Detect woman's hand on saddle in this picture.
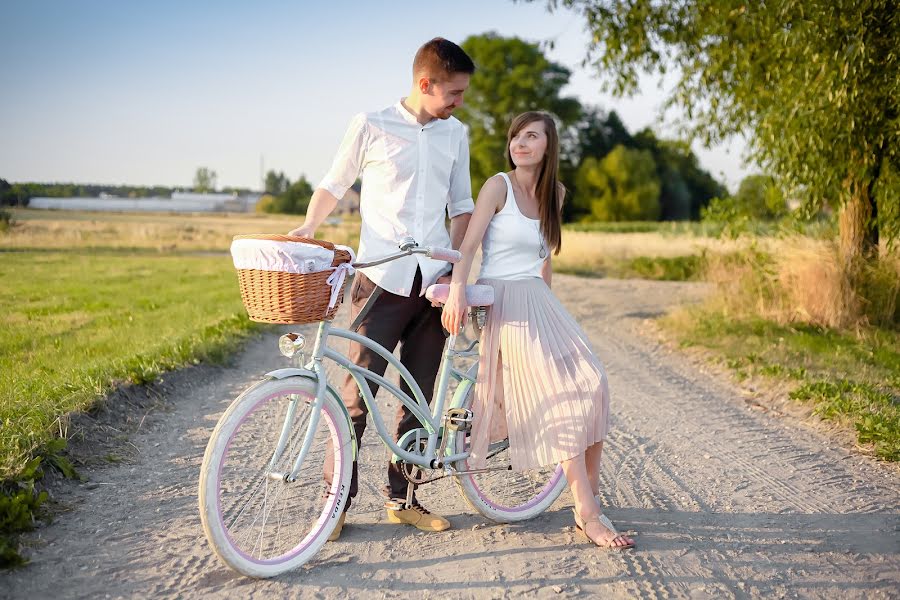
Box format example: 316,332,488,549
441,285,468,335
430,274,452,307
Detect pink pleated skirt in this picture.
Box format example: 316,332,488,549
468,277,610,471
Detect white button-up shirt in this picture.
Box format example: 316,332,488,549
318,101,474,297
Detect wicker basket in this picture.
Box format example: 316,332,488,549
232,234,353,324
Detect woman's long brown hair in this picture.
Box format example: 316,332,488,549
505,111,563,254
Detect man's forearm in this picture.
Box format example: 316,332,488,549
448,212,472,250
299,188,340,232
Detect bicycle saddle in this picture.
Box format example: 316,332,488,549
425,284,494,307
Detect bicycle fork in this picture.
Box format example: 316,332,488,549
267,330,332,483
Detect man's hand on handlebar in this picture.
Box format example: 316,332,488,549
289,225,316,238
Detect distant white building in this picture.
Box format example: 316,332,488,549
28,192,262,213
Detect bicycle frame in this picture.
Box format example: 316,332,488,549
271,317,480,482
266,240,482,482
322,319,478,465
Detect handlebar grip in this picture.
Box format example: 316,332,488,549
426,246,462,263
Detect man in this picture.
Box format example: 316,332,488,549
290,37,475,540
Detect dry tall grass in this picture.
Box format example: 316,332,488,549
1,209,360,252
704,236,900,329
554,230,751,274
9,209,740,274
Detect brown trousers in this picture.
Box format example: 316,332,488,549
325,267,446,510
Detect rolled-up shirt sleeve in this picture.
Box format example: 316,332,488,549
447,126,474,217
318,113,368,199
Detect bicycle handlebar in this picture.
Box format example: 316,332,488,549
352,239,461,269
425,246,462,263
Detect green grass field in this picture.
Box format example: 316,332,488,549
0,250,259,481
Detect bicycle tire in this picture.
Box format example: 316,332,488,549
198,377,353,578
452,383,566,522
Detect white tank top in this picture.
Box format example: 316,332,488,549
478,172,547,281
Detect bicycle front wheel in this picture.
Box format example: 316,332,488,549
453,384,566,523
198,377,353,578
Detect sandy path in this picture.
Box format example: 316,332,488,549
4,276,899,599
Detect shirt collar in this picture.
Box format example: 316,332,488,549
396,99,437,128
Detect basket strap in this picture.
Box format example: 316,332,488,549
325,263,356,309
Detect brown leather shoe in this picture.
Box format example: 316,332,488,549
386,503,450,532
328,512,346,542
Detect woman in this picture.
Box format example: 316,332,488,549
442,111,634,550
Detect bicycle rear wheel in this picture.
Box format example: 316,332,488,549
198,377,353,578
453,384,566,522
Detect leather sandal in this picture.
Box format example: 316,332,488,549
572,508,635,550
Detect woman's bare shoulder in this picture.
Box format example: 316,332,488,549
478,174,509,212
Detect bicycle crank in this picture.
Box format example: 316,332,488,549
393,429,445,484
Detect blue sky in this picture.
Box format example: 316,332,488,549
0,1,753,192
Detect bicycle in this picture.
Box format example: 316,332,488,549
199,237,566,578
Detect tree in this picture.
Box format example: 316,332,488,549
559,107,633,220
456,33,582,193
733,175,787,221
193,167,217,193
282,176,314,214
261,176,314,215
260,171,303,213
633,129,727,220
0,179,12,206
566,107,633,166
575,145,661,221
264,170,290,195
545,0,899,261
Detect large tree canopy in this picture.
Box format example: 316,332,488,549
456,33,581,193
544,0,899,257
562,109,724,221
575,145,661,221
632,129,726,220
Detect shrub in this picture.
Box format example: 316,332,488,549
703,237,900,330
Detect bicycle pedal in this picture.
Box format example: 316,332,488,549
445,408,473,432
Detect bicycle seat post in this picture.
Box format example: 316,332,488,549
430,330,458,430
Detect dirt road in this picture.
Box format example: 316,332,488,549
4,276,899,599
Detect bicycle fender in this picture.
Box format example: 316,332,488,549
265,367,317,380
264,368,358,460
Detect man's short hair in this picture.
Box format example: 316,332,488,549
413,37,475,82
